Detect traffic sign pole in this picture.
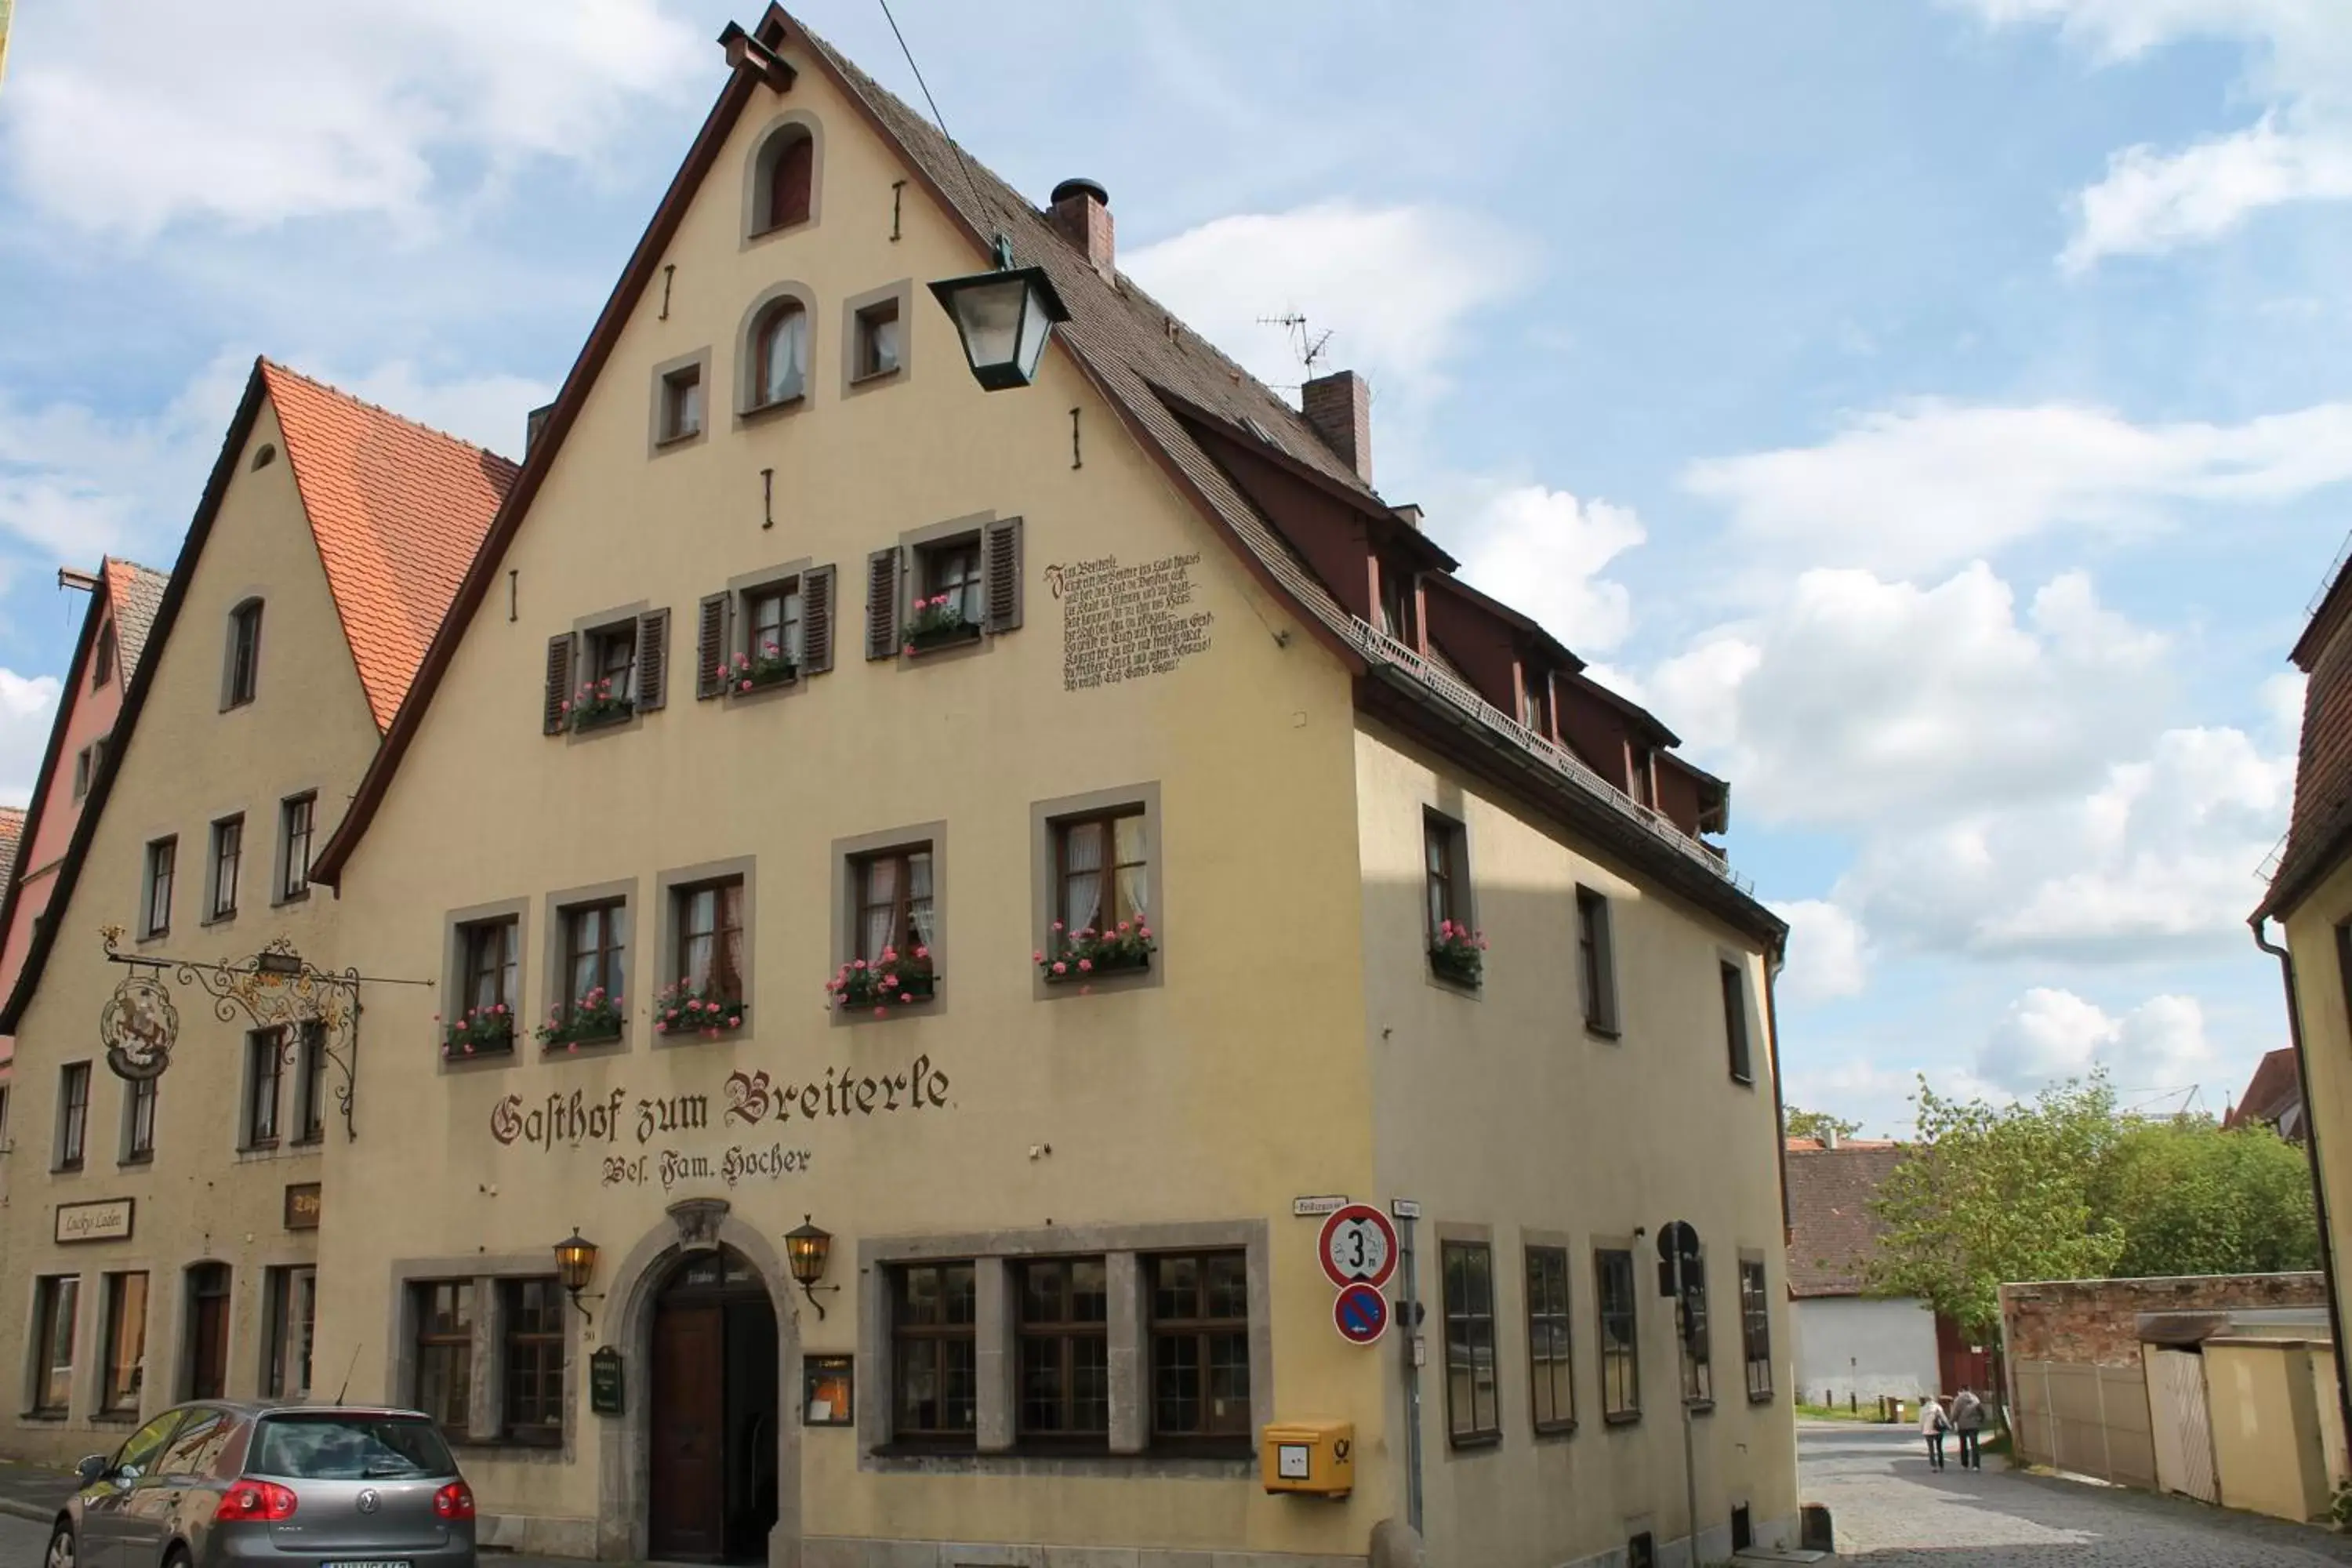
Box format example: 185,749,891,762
1397,1206,1424,1539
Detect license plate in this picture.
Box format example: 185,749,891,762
323,1560,410,1567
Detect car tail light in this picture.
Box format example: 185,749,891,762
215,1480,298,1522
433,1481,475,1521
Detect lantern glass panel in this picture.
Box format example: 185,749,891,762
952,277,1029,376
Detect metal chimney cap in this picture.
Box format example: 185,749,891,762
1051,177,1109,208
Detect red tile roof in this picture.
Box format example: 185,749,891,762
260,363,517,731
1786,1142,1909,1298
2223,1047,2302,1134
0,808,23,907
100,558,169,683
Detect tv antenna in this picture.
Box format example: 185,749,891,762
1260,313,1333,379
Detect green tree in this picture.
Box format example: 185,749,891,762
1867,1075,2125,1339
1785,1106,1864,1143
2092,1116,2319,1277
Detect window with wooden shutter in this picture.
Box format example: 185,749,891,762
543,634,574,735
866,548,900,661
695,594,729,700
804,564,836,673
984,517,1024,633
636,608,670,711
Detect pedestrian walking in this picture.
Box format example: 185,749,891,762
1952,1386,1986,1470
1918,1392,1951,1471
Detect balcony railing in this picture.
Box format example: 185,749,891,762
1345,617,1754,895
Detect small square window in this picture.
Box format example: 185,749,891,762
916,538,983,633
854,299,902,380
659,364,704,443
745,580,804,668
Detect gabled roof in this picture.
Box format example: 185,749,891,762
2223,1047,2302,1134
0,362,510,1033
1785,1141,1908,1298
260,362,519,731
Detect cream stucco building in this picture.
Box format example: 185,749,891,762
278,11,1801,1568
0,365,509,1465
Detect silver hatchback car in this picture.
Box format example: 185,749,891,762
48,1403,476,1568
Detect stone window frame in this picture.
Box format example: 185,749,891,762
1434,1220,1503,1454
740,110,826,244
1576,884,1621,1040
1719,947,1760,1089
1523,1225,1578,1440
856,1218,1271,1477
440,897,531,1071
1594,1232,1642,1428
840,278,913,399
651,855,758,1048
891,510,997,666
22,1269,87,1420
1421,804,1482,1000
542,877,638,1054
382,1250,583,1461
647,347,711,456
734,281,819,425
1030,782,1164,1002
137,833,178,944
720,557,816,706
1738,1247,1774,1405
829,820,946,1029
201,810,245,927
272,789,318,907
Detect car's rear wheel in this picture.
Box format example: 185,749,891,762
43,1523,74,1568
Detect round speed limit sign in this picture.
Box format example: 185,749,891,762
1318,1203,1399,1290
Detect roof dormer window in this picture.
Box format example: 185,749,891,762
1377,561,1415,648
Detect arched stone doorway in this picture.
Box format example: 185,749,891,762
648,1245,778,1561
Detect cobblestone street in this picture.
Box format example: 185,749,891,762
1802,1421,2352,1564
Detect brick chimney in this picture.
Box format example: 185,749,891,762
1049,178,1114,275
1301,369,1371,484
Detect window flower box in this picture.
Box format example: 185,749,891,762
564,679,633,731
655,979,747,1040
440,1005,516,1060
538,986,626,1051
903,596,979,655
829,948,935,1016
1428,920,1486,989
1037,920,1156,985
728,644,797,694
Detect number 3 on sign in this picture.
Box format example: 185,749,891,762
1318,1204,1399,1290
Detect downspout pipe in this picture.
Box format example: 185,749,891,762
2250,913,2352,1466
1766,954,1791,1247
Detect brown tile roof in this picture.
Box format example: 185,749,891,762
100,558,169,683
1785,1143,1908,1298
0,807,23,906
260,362,518,731
2223,1047,2302,1134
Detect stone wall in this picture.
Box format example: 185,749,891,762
2002,1273,2328,1368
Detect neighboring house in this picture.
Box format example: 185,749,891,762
2224,1047,2304,1142
2252,537,2352,1455
1787,1136,1940,1405
0,364,508,1460
292,9,1799,1568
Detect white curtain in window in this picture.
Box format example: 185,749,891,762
863,858,898,960
683,887,716,989
1114,815,1149,924
716,883,745,994
908,851,936,949
763,308,809,404
1062,822,1103,931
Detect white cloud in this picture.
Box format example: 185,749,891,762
1773,899,1870,1004
0,670,63,806
2,0,704,239
1682,399,2352,576
330,362,549,462
1648,563,2167,826
1445,485,1646,652
1978,988,2216,1094
1953,0,2352,266
1123,201,1534,423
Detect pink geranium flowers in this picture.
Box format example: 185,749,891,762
902,592,977,653
1037,915,1156,983
568,675,633,731
1428,918,1488,988
729,637,797,693
535,984,626,1048
441,1002,515,1058
654,976,749,1040
828,943,935,1012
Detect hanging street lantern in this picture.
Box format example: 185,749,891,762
929,234,1071,392
785,1214,840,1319
555,1229,601,1325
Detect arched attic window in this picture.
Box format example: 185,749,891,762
751,297,810,409
754,124,815,234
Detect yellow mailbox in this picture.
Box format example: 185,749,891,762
1261,1420,1354,1497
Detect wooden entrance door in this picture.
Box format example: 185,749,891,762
188,1264,230,1399
649,1301,727,1559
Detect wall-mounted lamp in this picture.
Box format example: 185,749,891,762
785,1215,840,1320
929,235,1069,392
555,1228,602,1327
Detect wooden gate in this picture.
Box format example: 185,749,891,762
2145,1346,2220,1504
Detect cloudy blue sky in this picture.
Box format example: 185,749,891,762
2,1,2344,1132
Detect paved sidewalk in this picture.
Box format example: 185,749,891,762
0,1461,71,1528
1802,1419,2352,1564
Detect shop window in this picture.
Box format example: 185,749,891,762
142,837,176,938
1740,1258,1773,1402
1680,1256,1713,1408
100,1272,147,1414
224,598,263,710
413,1280,475,1436
1018,1258,1109,1442
890,1261,976,1443
852,297,902,381
31,1276,78,1414
242,1028,284,1149
208,815,242,921
502,1277,566,1444
1577,887,1618,1035
278,793,315,902
1148,1250,1250,1446
262,1265,317,1400
1598,1247,1639,1421
658,363,703,443
1723,960,1754,1083
56,1062,89,1171
1442,1240,1500,1445
1527,1245,1574,1435
124,1074,157,1163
